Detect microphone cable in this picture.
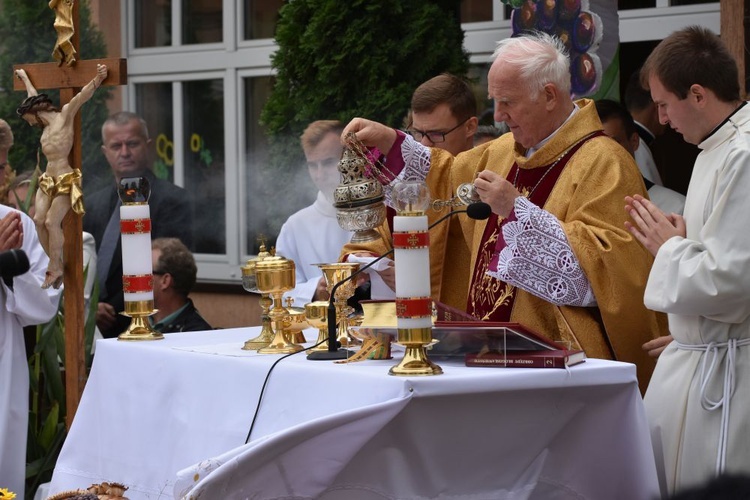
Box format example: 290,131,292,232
244,337,328,444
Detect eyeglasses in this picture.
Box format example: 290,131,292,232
408,116,471,144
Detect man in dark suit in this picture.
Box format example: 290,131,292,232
85,112,193,338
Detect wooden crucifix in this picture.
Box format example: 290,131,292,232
13,1,127,428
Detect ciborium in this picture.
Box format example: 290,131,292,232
304,301,330,352
315,262,362,347
333,140,387,243
255,256,303,354
240,240,275,350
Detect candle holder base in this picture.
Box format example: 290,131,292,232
117,309,164,340
389,345,442,376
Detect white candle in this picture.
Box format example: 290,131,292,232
120,203,153,303
393,214,432,329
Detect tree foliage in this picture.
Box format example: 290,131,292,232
0,0,111,189
257,0,469,246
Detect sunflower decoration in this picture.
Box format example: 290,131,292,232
0,488,17,500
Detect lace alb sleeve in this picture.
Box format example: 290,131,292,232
487,196,597,306
383,134,431,207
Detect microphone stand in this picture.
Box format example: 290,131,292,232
307,207,473,360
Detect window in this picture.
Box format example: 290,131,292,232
244,0,284,40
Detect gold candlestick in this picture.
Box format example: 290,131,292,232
118,300,163,341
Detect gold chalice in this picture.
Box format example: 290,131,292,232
304,301,330,352
255,257,303,354
240,241,275,350
284,297,310,344
315,262,362,347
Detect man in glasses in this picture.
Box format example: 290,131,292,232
342,74,478,309
275,120,353,307
343,32,667,393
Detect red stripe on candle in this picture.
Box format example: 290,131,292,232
120,218,152,234
122,274,154,293
392,231,429,249
396,297,432,318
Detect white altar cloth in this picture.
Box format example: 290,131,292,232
49,327,659,499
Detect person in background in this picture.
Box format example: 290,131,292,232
275,120,353,307
622,71,664,186
0,123,61,500
474,124,506,146
343,32,667,393
342,73,478,309
150,237,211,333
625,26,750,496
594,99,685,214
85,112,193,338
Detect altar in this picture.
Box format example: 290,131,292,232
49,327,660,499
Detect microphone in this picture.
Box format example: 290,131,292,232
0,249,30,281
308,202,491,360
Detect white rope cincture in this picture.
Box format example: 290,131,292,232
674,337,750,474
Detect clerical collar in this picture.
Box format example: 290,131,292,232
700,101,747,144
526,103,580,158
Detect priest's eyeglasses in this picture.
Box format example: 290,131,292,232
408,116,471,144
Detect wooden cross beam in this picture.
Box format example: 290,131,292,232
12,1,127,428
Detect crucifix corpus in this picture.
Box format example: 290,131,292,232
13,0,127,427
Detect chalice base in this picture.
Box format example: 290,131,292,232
310,329,330,352
118,312,164,341
350,229,381,244
257,340,303,354
242,326,274,350
389,345,443,376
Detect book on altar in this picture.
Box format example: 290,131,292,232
465,349,586,368
354,300,586,366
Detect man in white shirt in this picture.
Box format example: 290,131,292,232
276,120,353,306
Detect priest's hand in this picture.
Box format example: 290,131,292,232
342,118,397,156
312,276,330,302
643,335,673,358
96,302,117,331
625,195,686,256
0,211,23,251
376,261,395,291
474,170,521,218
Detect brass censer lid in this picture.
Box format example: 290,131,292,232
333,137,387,243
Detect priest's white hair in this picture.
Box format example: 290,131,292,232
492,32,571,99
